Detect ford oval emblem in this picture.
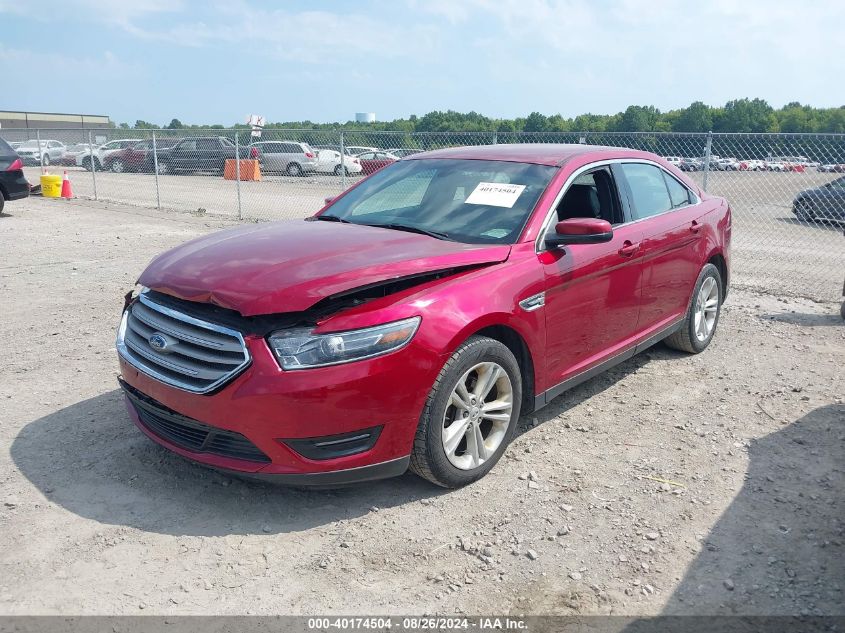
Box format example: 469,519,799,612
148,332,171,353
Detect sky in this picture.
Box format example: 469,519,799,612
1,0,843,126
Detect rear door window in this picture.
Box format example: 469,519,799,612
663,173,693,208
620,163,673,220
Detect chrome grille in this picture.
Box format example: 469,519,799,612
117,292,251,394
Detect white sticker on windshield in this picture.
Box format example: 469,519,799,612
464,182,526,208
481,229,509,238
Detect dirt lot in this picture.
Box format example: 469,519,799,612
0,197,842,616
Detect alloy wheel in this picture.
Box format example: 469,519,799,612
441,361,513,470
693,276,719,341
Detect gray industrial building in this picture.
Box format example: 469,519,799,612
0,111,111,142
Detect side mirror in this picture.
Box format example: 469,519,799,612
545,218,613,248
324,196,335,205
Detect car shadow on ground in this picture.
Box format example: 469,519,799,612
10,345,676,538
518,345,674,435
10,388,442,537
659,403,844,617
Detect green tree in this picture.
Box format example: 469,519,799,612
166,118,184,129
674,101,713,132
133,120,157,129
717,98,778,133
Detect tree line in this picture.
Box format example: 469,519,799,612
120,99,845,134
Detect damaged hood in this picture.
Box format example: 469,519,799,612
138,220,511,316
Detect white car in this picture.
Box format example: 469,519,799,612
765,158,788,172
315,149,363,175
345,145,379,156
714,157,740,171
14,140,66,166
664,156,683,167
74,139,140,171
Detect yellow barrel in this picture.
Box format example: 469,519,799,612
40,174,63,198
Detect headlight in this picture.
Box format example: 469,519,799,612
268,317,421,370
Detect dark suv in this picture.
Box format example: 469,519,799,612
0,138,29,214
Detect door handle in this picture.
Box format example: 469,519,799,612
690,220,701,234
618,240,640,257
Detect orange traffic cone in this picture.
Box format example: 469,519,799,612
60,170,73,199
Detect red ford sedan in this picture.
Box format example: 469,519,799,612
117,144,731,488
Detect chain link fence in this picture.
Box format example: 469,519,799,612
3,127,843,302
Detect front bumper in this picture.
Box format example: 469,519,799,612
117,331,441,484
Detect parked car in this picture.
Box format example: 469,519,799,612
792,175,845,222
313,144,357,157
155,137,258,174
249,141,317,176
103,138,181,173
345,145,379,156
116,143,731,488
385,148,422,158
60,144,89,166
765,157,788,171
739,159,765,171
714,157,739,171
357,151,399,174
664,156,683,168
315,149,363,176
818,164,845,173
14,140,65,166
679,157,703,172
8,142,22,151
75,139,141,171
0,137,29,214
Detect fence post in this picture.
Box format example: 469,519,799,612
702,131,713,192
151,131,161,210
492,131,498,145
235,132,242,221
36,129,43,172
88,130,98,200
339,129,346,191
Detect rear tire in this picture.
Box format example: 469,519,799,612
287,162,303,177
111,159,125,173
664,264,722,354
410,336,522,488
156,161,170,175
0,196,5,215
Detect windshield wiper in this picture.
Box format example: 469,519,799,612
314,214,351,223
363,222,451,240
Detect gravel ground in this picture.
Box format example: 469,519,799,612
0,197,842,616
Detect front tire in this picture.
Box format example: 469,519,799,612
286,162,303,177
794,199,815,222
111,159,125,173
156,161,170,175
664,264,722,354
42,154,50,167
410,336,522,488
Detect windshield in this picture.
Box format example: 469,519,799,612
19,141,41,149
322,158,557,244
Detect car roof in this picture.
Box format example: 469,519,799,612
404,143,657,166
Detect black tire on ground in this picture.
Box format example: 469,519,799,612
287,162,303,176
0,196,5,215
111,159,125,173
410,336,522,488
664,263,723,354
42,154,50,167
794,199,815,222
157,161,170,175
840,301,845,320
